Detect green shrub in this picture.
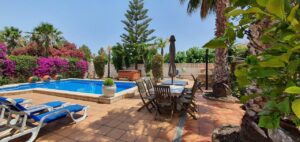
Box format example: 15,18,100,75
151,54,163,82
66,58,81,78
30,76,40,82
103,78,114,86
94,54,106,79
0,77,10,86
111,44,124,71
9,55,37,83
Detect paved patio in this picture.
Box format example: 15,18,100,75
4,90,244,142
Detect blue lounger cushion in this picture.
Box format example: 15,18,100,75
43,101,64,108
0,97,26,104
13,98,26,104
32,104,85,123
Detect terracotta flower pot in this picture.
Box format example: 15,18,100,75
28,76,39,83
42,75,51,82
53,75,62,80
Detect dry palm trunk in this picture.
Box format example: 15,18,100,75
212,0,231,97
247,18,272,55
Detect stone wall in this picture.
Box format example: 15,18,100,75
88,63,214,83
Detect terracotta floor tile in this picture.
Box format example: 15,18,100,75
116,122,135,131
105,128,126,139
96,126,114,135
104,120,122,128
118,132,137,142
135,135,155,142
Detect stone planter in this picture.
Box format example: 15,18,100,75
102,85,116,97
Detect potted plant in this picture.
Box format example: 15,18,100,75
28,76,40,83
102,78,116,97
53,74,63,80
42,75,51,82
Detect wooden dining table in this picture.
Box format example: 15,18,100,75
149,85,186,111
149,85,185,97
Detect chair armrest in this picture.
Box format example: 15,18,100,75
24,105,52,115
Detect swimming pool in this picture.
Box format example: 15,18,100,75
0,79,136,95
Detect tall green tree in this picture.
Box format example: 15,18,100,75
175,51,187,63
121,0,156,69
111,43,126,71
180,0,231,97
94,48,107,79
0,26,25,54
30,23,64,57
79,44,92,61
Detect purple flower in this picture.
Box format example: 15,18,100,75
34,57,69,77
0,44,15,77
76,60,88,77
0,43,8,60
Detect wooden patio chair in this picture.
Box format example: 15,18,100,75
136,80,156,113
191,74,203,92
179,80,200,120
153,85,175,120
144,78,154,92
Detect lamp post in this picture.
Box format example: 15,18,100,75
107,46,111,78
205,49,208,90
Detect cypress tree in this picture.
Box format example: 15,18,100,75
121,0,156,69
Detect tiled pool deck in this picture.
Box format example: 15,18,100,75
4,90,244,142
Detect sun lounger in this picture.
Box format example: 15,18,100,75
0,97,88,142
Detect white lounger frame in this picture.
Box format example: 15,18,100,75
0,105,88,142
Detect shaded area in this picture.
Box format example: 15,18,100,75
182,92,244,142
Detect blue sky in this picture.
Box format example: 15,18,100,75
0,0,217,54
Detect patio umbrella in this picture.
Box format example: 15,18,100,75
168,35,177,85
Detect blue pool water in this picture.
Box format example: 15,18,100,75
0,79,136,95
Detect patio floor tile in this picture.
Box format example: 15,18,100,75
105,128,126,139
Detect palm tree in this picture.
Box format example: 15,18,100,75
30,23,64,57
180,0,231,97
0,26,25,54
155,38,168,56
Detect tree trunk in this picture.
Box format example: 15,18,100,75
212,0,231,97
247,18,272,55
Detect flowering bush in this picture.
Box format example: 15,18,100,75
10,55,37,82
75,59,88,77
11,42,41,56
0,43,15,77
0,43,7,59
34,57,69,77
50,42,84,59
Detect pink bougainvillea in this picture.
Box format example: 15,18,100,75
34,57,69,77
50,42,84,59
0,43,15,76
75,59,88,77
0,43,8,59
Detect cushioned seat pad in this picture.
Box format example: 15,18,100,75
32,104,85,123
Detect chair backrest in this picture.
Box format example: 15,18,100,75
190,80,201,97
136,80,148,98
0,97,26,112
191,74,197,81
144,78,154,91
153,85,172,103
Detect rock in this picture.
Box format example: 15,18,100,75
212,125,241,142
268,128,296,142
240,113,272,142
